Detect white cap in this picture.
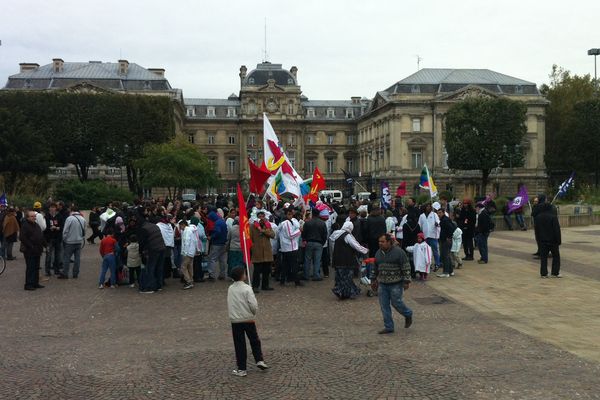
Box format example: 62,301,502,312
432,201,441,211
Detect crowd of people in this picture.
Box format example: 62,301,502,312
1,191,562,328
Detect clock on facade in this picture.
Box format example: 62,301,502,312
266,99,278,112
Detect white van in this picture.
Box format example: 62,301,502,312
356,192,371,202
319,190,343,202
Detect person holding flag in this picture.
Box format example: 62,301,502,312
533,193,562,278
506,185,529,231
552,172,575,203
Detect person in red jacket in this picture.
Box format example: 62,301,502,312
98,228,118,289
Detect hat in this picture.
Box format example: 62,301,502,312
319,208,330,220
33,201,42,209
417,232,425,240
432,201,441,211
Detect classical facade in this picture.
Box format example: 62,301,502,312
183,62,369,194
357,69,548,199
3,59,548,199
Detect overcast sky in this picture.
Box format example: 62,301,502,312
1,0,599,100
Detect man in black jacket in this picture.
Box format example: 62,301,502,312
20,211,46,290
365,207,387,257
475,203,492,264
436,209,456,277
534,197,562,278
138,220,166,293
301,208,328,281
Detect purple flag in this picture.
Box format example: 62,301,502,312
380,181,391,210
507,186,528,213
0,192,7,207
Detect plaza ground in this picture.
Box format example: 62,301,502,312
1,226,599,399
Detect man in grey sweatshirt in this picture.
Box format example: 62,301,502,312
372,233,413,333
59,206,86,279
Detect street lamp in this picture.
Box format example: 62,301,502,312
588,48,600,91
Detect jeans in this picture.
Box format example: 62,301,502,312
24,255,41,289
378,282,412,331
426,238,440,266
475,232,489,262
503,214,514,230
207,244,227,278
303,241,323,279
140,249,164,291
515,214,526,229
98,253,117,286
540,243,560,276
45,239,63,274
231,322,263,371
128,266,141,285
62,242,82,277
440,239,453,274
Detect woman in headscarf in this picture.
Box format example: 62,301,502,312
330,221,368,300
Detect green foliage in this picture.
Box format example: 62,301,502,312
444,97,527,194
135,137,218,199
416,193,431,205
55,180,134,210
0,108,52,193
494,196,509,213
3,193,42,209
438,190,454,201
567,100,600,185
541,65,596,182
0,91,175,193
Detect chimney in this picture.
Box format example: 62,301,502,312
52,58,64,73
351,96,361,104
148,68,165,77
118,59,129,75
19,63,40,73
239,65,247,83
290,66,298,79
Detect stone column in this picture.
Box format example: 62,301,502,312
536,115,545,169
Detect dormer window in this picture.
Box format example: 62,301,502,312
248,77,255,84
186,107,196,117
227,107,236,117
411,85,420,94
326,108,335,118
143,81,151,90
287,78,294,84
345,108,354,119
206,107,216,117
24,79,32,89
307,108,315,118
515,85,523,94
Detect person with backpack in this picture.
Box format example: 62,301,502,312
59,205,86,279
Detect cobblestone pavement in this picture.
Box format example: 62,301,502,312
1,227,600,399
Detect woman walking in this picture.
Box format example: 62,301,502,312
330,221,368,300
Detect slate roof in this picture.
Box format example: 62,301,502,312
244,62,297,86
185,98,240,106
302,100,361,108
4,61,172,91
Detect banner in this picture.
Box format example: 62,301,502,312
557,172,575,198
396,181,406,197
419,164,438,198
0,192,7,207
236,183,252,281
306,167,326,203
380,181,391,210
248,158,271,194
263,113,302,182
507,185,528,213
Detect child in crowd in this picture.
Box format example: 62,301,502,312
227,267,269,377
126,234,142,288
405,232,433,281
451,223,463,269
98,228,118,289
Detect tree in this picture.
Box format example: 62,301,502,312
540,65,596,185
0,108,51,194
444,97,527,194
568,99,600,186
135,137,218,199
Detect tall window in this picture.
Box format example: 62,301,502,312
411,151,423,169
412,118,421,132
326,108,335,118
327,157,336,173
306,159,315,172
345,108,354,119
208,156,217,168
227,107,236,117
207,107,216,117
228,158,237,174
248,102,257,114
287,134,296,146
186,107,196,117
306,134,315,144
346,159,355,173
228,135,236,145
287,102,294,115
248,135,256,147
287,150,296,167
327,134,335,145
346,135,355,145
307,108,315,118
188,134,195,144
208,134,215,145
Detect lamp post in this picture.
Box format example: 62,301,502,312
588,48,600,92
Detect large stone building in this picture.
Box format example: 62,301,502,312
3,59,548,199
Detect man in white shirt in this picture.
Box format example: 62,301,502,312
418,203,441,269
277,208,303,286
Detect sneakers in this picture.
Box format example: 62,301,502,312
98,284,104,289
378,329,394,334
551,274,563,278
139,290,155,294
477,260,488,264
449,272,455,277
232,369,247,377
437,273,450,278
541,275,549,279
183,283,194,290
404,315,413,329
129,283,135,288
256,361,269,370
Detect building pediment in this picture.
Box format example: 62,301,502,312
370,92,389,110
437,84,499,101
407,137,428,149
61,81,116,94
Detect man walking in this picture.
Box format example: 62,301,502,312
534,195,562,278
436,208,456,278
20,211,46,290
474,203,492,264
372,234,412,334
60,206,86,279
301,208,328,281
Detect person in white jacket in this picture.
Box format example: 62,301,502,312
227,267,269,377
278,208,302,286
418,203,440,269
451,224,463,269
406,232,433,280
180,220,200,289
